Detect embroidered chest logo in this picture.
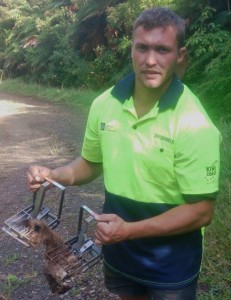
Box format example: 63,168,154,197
205,161,218,183
100,122,106,130
100,121,120,132
154,133,174,144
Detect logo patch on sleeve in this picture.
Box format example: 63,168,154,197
205,161,218,183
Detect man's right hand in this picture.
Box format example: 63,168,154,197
27,165,52,192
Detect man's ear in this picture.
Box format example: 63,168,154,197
177,47,187,64
176,47,188,79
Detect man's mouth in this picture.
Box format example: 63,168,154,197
143,72,161,80
143,70,161,75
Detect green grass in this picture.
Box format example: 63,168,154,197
0,78,101,111
1,274,31,297
3,254,20,266
198,122,231,300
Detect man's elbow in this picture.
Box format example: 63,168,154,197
203,214,213,227
201,208,214,227
197,200,215,227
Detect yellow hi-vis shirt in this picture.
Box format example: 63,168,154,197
82,74,220,204
81,73,221,289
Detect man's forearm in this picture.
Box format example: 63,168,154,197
51,156,103,186
95,199,215,245
126,200,214,240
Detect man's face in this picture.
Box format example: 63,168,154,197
131,25,186,93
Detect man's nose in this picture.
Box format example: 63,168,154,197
146,50,157,65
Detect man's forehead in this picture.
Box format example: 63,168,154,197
134,25,177,36
133,25,178,44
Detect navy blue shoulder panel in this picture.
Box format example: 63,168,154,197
110,72,135,103
158,75,184,112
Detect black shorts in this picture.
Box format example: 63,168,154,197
103,263,198,300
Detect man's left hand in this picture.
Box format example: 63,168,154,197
94,214,130,245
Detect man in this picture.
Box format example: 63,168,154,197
27,7,220,300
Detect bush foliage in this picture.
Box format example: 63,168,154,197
0,0,230,118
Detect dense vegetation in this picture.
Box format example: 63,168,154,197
0,0,230,119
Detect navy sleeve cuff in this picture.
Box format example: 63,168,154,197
182,192,218,203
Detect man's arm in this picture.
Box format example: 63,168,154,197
27,157,103,191
52,157,103,185
94,199,214,245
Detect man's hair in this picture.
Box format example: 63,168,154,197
132,7,185,47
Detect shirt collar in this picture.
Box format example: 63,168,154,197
110,72,184,112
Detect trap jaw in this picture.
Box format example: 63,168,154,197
2,178,65,247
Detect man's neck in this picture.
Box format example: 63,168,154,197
133,77,173,118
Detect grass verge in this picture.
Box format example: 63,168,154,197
198,122,231,300
0,78,101,111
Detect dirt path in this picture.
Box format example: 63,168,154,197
0,93,119,299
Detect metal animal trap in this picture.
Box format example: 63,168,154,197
2,178,65,246
45,205,102,274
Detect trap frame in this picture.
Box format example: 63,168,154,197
2,178,65,246
2,179,102,273
45,205,102,274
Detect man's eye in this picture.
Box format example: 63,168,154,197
136,45,148,52
157,47,170,53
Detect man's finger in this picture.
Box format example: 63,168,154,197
94,213,115,223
